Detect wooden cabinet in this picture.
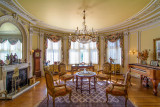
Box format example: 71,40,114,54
33,49,41,77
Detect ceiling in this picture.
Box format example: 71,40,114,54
15,0,151,32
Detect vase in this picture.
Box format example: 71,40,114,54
141,60,147,65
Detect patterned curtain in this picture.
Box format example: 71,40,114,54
44,34,62,63
104,33,124,67
0,38,22,45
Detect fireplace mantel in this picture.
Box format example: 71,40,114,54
0,63,29,91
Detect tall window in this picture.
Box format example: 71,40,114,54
46,39,61,64
69,41,98,64
0,40,22,61
107,39,121,64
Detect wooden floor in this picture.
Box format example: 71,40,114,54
0,74,160,107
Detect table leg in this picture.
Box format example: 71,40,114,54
76,76,78,91
81,77,83,93
94,76,96,91
89,77,91,94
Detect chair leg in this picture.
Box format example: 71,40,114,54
53,97,55,107
47,93,49,105
72,78,74,83
106,93,108,103
125,95,128,107
69,92,72,102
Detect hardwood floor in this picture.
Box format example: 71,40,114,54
0,74,160,107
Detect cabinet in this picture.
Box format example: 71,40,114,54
33,49,41,77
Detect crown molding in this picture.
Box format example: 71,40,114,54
0,0,160,34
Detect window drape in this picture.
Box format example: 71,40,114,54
46,39,61,64
0,40,22,61
69,41,98,64
107,39,121,64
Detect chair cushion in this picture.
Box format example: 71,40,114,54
54,86,71,96
106,84,125,95
96,74,109,79
61,74,74,80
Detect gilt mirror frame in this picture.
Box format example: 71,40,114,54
0,15,29,62
153,38,160,61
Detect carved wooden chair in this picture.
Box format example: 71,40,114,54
96,62,111,84
58,63,74,84
106,71,131,107
44,70,72,107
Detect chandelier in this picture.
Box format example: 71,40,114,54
75,10,98,44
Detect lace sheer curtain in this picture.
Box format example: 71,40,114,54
107,39,121,64
0,40,22,61
46,39,61,64
69,41,98,64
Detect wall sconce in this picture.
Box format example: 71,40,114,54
129,49,137,55
30,50,34,55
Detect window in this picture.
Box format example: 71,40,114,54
107,39,121,64
0,40,22,61
69,41,98,64
46,39,61,64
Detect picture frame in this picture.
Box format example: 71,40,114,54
150,60,159,66
153,38,160,61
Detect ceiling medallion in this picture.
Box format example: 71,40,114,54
75,10,98,44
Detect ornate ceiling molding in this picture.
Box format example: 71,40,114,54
0,0,159,34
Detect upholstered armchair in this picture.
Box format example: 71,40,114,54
44,70,72,107
58,63,74,84
106,71,131,107
96,62,111,84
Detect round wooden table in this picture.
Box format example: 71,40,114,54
75,71,96,94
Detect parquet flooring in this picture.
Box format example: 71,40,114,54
0,74,160,107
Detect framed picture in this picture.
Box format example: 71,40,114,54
154,38,160,61
150,60,159,66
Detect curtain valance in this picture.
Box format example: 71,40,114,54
0,34,22,44
104,33,124,67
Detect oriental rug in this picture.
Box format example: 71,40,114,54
38,80,134,107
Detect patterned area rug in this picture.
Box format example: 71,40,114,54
38,80,134,107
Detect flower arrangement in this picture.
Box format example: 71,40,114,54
137,49,149,61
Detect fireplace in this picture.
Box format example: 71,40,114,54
6,68,28,94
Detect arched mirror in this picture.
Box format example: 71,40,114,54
0,22,22,61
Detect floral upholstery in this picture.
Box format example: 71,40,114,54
96,74,110,80
96,62,111,83
54,86,72,96
59,63,74,83
106,84,125,95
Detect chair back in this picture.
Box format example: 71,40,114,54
44,70,55,93
102,62,111,74
124,71,131,88
59,63,66,75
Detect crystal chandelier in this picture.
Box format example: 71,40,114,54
75,10,98,44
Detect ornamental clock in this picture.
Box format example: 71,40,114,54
33,49,41,77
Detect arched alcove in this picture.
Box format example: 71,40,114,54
0,15,29,62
